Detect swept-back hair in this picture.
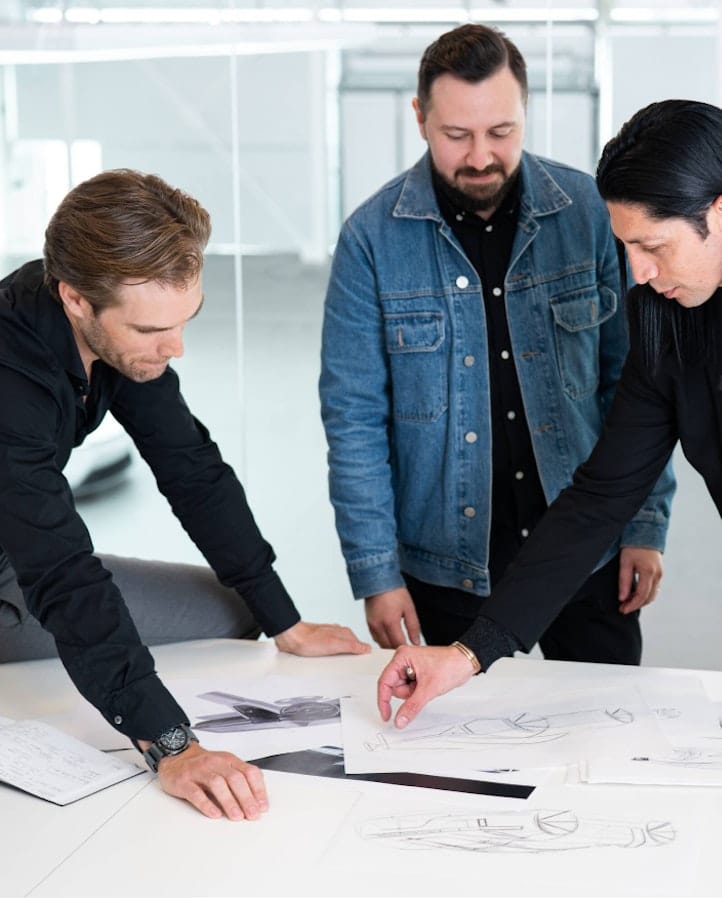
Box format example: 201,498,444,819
597,100,722,373
416,23,528,116
44,168,211,310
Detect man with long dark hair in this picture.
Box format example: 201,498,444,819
377,99,722,727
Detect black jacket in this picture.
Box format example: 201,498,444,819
0,261,300,739
462,303,713,655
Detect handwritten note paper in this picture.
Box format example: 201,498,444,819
0,720,143,805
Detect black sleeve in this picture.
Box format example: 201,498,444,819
110,367,301,638
462,350,679,656
0,368,187,741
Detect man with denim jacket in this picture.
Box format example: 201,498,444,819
320,24,675,667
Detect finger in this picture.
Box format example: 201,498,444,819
617,561,635,601
224,767,267,820
238,761,269,811
377,656,408,720
182,784,224,819
206,773,248,821
404,604,423,646
394,686,433,729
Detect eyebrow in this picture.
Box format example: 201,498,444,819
132,294,205,333
442,120,517,131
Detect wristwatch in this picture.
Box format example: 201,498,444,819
143,724,199,773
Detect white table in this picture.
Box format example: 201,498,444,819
1,641,721,897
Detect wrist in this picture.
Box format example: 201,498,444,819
450,640,482,675
274,621,304,653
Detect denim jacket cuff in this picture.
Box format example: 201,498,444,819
348,555,405,599
619,517,668,553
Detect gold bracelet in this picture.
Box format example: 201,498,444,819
451,640,482,675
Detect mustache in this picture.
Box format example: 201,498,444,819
455,165,505,178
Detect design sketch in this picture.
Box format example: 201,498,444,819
192,692,340,733
358,808,675,853
364,707,634,752
632,747,722,769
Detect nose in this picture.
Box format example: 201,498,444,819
466,137,494,172
159,328,184,359
627,247,658,286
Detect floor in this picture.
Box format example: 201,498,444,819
77,253,722,669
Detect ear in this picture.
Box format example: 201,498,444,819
57,281,93,320
412,97,427,141
709,195,722,237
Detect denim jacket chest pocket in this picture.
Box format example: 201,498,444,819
383,311,448,422
549,284,617,400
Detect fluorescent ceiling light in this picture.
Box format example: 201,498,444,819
320,7,598,23
30,5,600,27
39,7,315,26
610,7,719,23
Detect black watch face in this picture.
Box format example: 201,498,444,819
160,727,188,752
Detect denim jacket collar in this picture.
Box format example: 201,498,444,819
393,150,572,223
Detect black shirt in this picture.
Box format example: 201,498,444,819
0,261,300,740
434,173,548,583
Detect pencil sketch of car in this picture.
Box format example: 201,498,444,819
64,414,134,498
358,808,676,853
192,691,340,733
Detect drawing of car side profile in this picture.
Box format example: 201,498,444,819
364,707,634,752
192,692,340,733
358,808,676,853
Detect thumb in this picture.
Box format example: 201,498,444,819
393,688,433,729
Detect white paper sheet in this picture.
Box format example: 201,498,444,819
0,720,143,805
342,682,670,774
167,674,372,760
316,783,708,897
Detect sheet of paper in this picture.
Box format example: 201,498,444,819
315,782,708,897
249,744,536,800
167,674,370,759
0,720,143,805
342,682,670,774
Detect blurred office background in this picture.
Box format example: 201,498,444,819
2,0,721,667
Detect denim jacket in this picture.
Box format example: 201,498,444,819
320,151,675,600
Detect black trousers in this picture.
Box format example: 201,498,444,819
404,553,642,665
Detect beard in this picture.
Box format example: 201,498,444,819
432,159,520,216
81,314,169,383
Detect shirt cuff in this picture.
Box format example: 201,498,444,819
458,614,522,672
240,569,300,637
106,672,189,742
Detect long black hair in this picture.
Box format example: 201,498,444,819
597,100,722,373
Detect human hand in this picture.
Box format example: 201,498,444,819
618,547,664,613
377,644,478,728
273,620,371,656
365,587,421,648
153,742,268,821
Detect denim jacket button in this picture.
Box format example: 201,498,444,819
463,506,476,518
462,578,474,589
463,355,475,367
455,275,469,289
464,431,478,444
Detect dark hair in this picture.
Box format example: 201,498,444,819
43,169,211,310
597,99,722,239
416,23,528,116
598,100,722,374
627,282,722,375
